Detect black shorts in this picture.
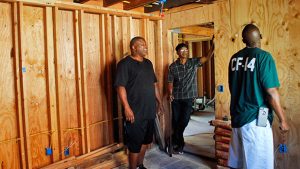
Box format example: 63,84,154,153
124,119,155,153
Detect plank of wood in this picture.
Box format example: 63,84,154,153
155,20,164,95
1,0,161,20
56,9,81,158
85,151,128,169
83,12,104,151
22,4,52,167
142,18,149,44
17,2,33,168
45,6,59,162
100,13,109,146
41,143,123,169
13,1,26,168
111,15,124,143
172,26,213,37
0,2,22,169
103,13,114,145
74,9,86,154
121,16,132,56
79,9,91,153
52,6,65,160
123,0,156,10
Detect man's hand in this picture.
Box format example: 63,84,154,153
279,120,289,132
157,103,164,116
124,106,135,123
169,94,174,102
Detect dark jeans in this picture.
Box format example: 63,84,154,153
171,99,193,149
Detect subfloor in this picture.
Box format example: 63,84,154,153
116,108,217,169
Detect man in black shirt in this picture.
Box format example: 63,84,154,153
115,37,163,169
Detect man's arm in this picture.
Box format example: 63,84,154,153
116,86,135,123
199,42,214,64
168,82,174,101
266,88,289,131
155,83,163,115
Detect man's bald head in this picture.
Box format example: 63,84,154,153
242,24,262,48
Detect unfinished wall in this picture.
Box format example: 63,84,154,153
162,0,300,168
0,0,162,168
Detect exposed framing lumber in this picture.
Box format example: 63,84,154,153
111,15,124,143
103,0,121,7
123,0,156,10
171,26,213,37
142,18,150,44
121,16,132,55
78,9,91,153
44,5,60,162
41,143,123,169
99,13,108,146
74,9,86,154
144,0,196,13
1,0,161,20
12,2,27,168
52,6,64,160
17,1,33,168
104,13,114,144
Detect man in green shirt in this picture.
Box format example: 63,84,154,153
228,24,289,169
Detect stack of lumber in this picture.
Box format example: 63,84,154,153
210,119,231,168
41,143,127,169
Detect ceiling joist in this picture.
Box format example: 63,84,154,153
123,0,156,10
172,26,214,37
103,0,123,7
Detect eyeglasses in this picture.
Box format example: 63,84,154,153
179,48,188,52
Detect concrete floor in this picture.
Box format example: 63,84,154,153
115,108,217,169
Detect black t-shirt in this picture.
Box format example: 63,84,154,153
114,56,157,120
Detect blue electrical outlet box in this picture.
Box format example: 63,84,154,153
64,147,70,156
279,144,288,153
217,85,224,92
45,147,53,156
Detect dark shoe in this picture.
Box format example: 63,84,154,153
173,146,184,154
137,164,147,169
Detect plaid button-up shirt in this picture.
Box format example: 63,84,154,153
168,58,202,99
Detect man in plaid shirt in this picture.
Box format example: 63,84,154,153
167,41,214,154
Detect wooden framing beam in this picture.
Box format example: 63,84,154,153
171,26,213,37
12,2,27,168
123,0,156,10
41,143,123,169
144,0,195,13
17,2,33,168
103,0,122,7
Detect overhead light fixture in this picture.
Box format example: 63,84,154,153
123,0,130,4
195,0,201,2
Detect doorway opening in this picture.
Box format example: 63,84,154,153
170,22,215,159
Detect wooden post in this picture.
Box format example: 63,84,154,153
52,6,64,160
121,16,132,56
112,15,124,143
13,2,27,168
17,2,32,168
44,6,59,162
74,9,86,154
78,9,90,153
104,13,114,144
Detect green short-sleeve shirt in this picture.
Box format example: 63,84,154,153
228,47,280,128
